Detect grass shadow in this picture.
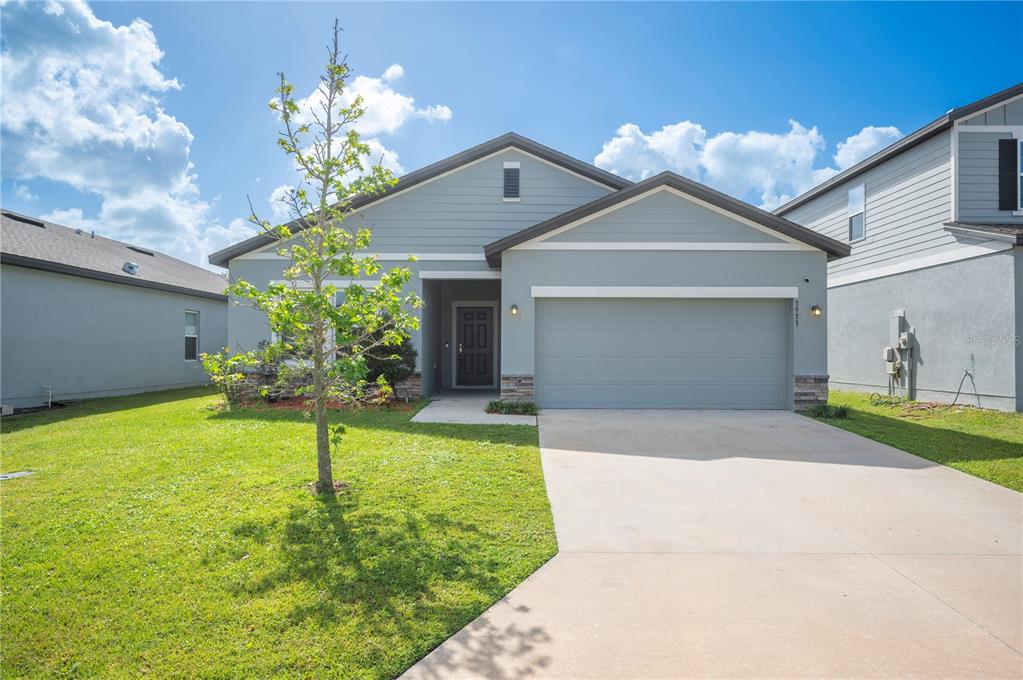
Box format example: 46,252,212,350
225,490,543,673
208,404,538,445
818,408,1023,465
0,386,217,434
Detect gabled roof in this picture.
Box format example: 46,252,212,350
483,171,851,266
775,82,1023,216
1,210,227,300
944,221,1023,245
207,133,632,267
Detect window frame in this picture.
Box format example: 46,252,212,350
185,310,200,361
847,183,866,243
502,161,521,202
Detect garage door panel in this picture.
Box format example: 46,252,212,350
535,299,789,409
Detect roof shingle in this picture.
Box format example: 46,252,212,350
1,210,227,299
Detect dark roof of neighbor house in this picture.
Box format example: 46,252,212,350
943,221,1023,245
483,171,852,266
1,210,228,300
207,132,633,267
775,82,1023,216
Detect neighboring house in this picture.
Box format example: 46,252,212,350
211,134,848,410
1,210,228,410
776,83,1023,411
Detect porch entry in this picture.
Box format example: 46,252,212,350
454,305,495,387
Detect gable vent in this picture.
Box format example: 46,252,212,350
503,162,520,200
122,261,140,275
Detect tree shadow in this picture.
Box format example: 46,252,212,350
224,489,553,674
208,405,538,446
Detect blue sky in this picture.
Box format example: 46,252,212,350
2,1,1021,267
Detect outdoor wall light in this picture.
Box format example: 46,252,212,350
510,304,519,316
810,305,823,317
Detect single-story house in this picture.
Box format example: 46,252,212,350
1,210,228,410
210,133,849,410
776,82,1023,411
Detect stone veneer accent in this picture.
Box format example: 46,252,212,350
794,374,829,410
500,374,535,402
393,373,422,401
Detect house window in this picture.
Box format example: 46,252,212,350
185,311,199,361
848,184,865,242
503,161,520,201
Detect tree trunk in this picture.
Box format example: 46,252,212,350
312,312,333,493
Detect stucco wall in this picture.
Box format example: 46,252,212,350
1,264,228,408
826,251,1018,410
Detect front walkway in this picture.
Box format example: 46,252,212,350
411,390,536,426
402,410,1022,679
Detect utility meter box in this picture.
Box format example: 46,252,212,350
882,346,895,362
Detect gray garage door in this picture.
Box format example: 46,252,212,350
535,299,789,409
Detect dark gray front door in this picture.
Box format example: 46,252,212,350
456,306,493,386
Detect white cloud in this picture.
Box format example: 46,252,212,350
268,184,296,223
11,182,37,201
833,125,903,170
195,217,257,260
0,0,219,263
381,63,404,82
294,62,452,137
594,120,903,209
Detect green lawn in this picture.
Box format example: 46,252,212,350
810,390,1023,492
1,388,556,679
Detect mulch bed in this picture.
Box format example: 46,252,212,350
244,396,418,413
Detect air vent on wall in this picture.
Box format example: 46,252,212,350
2,211,45,228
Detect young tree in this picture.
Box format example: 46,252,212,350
229,21,421,494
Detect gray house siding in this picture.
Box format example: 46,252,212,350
547,190,785,244
783,131,954,279
500,249,828,404
957,130,1023,223
246,148,613,256
826,251,1017,411
226,148,615,387
1,264,227,408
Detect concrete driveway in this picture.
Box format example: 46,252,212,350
402,410,1022,679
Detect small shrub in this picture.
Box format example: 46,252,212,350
805,402,850,419
201,349,260,406
485,400,538,416
364,336,418,388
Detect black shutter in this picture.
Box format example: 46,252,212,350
503,167,520,199
998,138,1018,211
